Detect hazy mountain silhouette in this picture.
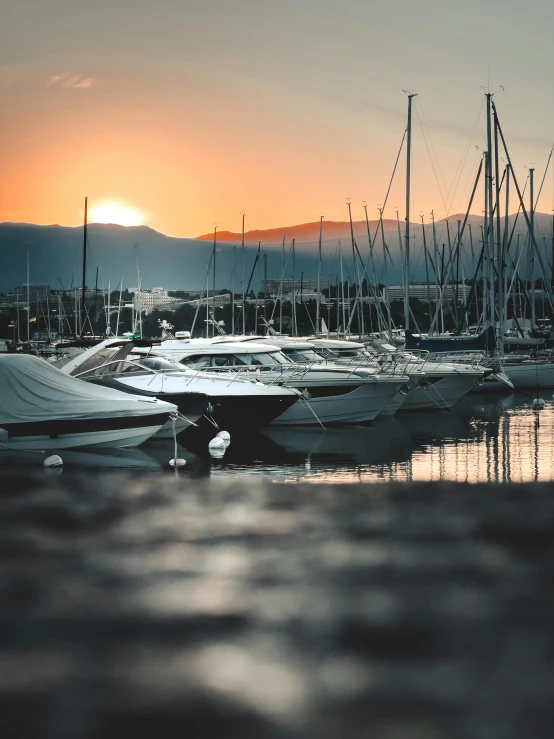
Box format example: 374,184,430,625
0,214,551,294
197,213,553,245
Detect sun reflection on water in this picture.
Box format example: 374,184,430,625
211,396,554,485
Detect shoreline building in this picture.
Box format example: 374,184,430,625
132,288,185,315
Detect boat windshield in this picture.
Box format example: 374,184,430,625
78,360,154,379
70,346,122,377
133,356,182,372
335,348,365,358
282,348,324,363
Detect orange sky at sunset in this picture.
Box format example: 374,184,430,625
0,1,552,237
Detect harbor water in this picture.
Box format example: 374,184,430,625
4,393,554,739
2,392,554,483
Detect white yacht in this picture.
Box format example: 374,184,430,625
204,336,411,417
147,341,409,425
312,338,491,411
57,340,301,434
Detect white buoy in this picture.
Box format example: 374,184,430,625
44,455,63,469
532,397,545,410
169,413,187,468
216,430,231,447
209,436,226,457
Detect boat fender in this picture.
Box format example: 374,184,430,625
216,430,231,447
44,455,63,469
209,436,226,456
532,398,546,410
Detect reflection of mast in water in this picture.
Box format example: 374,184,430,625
492,418,500,483
501,413,510,483
533,411,540,482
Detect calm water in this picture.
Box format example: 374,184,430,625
3,392,554,483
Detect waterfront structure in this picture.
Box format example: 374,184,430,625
132,288,185,315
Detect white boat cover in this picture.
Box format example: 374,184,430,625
0,355,176,425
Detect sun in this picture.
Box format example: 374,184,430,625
89,199,147,227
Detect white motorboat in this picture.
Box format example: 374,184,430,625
316,338,488,411
0,354,176,450
148,341,409,425
58,340,301,433
206,336,411,417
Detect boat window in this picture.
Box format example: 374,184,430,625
134,356,180,372
335,349,362,358
113,361,149,374
231,351,289,367
283,348,323,362
318,348,340,359
181,355,212,369
212,355,231,367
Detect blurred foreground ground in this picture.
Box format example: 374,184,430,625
2,472,554,738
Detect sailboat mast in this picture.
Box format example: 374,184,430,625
404,94,416,332
26,246,30,341
212,226,217,338
107,279,111,336
280,234,285,334
232,244,236,335
502,164,510,355
494,110,502,348
241,212,246,335
80,196,88,336
316,215,323,335
485,94,495,331
529,167,535,328
339,241,346,334
292,238,297,336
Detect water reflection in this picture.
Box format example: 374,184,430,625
208,393,554,484
2,393,554,483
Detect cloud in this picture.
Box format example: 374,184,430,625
47,72,97,89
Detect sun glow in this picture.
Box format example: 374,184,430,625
89,200,147,227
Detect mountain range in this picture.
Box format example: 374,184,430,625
0,214,552,295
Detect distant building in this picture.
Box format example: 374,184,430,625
9,283,50,304
385,283,468,302
185,294,231,308
133,288,185,315
262,279,322,295
23,283,50,302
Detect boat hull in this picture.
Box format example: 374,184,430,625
401,372,482,411
270,383,388,426
0,413,169,450
375,381,410,416
503,363,554,388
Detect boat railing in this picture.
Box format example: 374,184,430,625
191,361,319,386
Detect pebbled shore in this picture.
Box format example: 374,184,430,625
2,471,554,738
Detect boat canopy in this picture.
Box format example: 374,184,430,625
0,354,174,426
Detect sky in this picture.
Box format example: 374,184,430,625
0,0,552,237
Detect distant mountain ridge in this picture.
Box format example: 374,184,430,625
196,213,551,245
0,214,551,295
198,219,408,244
